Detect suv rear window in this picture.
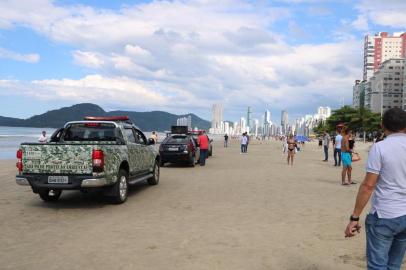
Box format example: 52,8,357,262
63,123,117,141
166,135,189,144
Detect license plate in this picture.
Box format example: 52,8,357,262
168,147,179,151
48,176,69,184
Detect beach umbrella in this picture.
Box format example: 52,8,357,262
295,135,310,142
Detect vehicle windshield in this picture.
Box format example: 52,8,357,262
166,135,188,144
63,123,118,141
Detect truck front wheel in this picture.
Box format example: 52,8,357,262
38,189,62,202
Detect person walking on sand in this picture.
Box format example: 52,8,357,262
344,108,406,269
197,131,209,166
38,131,47,143
241,133,248,154
245,133,250,153
334,129,343,166
341,128,355,185
287,134,296,166
224,134,229,148
322,130,330,162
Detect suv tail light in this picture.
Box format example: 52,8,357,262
92,150,104,172
16,149,23,173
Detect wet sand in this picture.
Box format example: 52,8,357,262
0,140,389,269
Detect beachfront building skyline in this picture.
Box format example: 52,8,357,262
246,106,252,130
176,115,192,130
353,80,366,108
363,32,406,81
315,106,331,120
281,110,288,135
364,58,405,114
211,103,223,134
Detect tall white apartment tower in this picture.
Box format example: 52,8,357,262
363,32,406,81
211,103,223,133
281,110,288,135
264,110,271,124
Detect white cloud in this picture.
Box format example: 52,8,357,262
0,0,363,118
73,51,104,68
354,0,406,29
351,15,369,31
0,47,40,63
124,45,151,57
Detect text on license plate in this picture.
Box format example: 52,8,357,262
168,147,179,151
48,176,69,184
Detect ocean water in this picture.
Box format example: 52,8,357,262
0,126,221,160
0,126,56,159
0,126,169,159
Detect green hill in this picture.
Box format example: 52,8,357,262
0,103,210,131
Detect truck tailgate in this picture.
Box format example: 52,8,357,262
21,144,93,175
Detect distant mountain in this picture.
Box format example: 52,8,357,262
0,103,210,131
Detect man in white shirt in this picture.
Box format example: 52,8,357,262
345,108,406,269
334,130,343,166
38,131,47,143
241,133,248,154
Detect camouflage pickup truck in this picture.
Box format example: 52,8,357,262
16,116,160,204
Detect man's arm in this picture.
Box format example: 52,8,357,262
351,172,379,217
345,172,379,237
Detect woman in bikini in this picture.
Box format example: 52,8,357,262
287,134,296,166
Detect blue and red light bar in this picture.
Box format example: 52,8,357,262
84,116,129,121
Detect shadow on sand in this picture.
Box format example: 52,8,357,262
27,180,151,209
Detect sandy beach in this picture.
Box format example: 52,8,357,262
0,140,393,270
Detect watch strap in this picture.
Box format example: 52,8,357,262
350,215,360,222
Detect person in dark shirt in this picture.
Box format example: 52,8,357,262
224,134,229,148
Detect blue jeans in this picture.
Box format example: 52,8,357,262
334,148,341,166
323,146,328,161
366,213,406,269
241,144,247,153
199,149,207,165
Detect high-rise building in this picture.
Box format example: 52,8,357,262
239,117,247,133
262,109,271,136
281,110,288,135
264,110,271,124
363,32,406,81
246,106,252,130
353,80,367,108
211,103,223,133
404,60,406,110
176,115,192,130
316,107,331,119
365,58,405,114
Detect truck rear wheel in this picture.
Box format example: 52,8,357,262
147,160,160,185
39,189,62,202
111,169,128,204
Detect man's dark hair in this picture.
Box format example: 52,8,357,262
382,108,406,132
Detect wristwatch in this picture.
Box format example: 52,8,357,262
350,215,360,222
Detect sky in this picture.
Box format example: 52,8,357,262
0,0,405,123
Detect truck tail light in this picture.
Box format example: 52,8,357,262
92,150,104,172
16,149,23,173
